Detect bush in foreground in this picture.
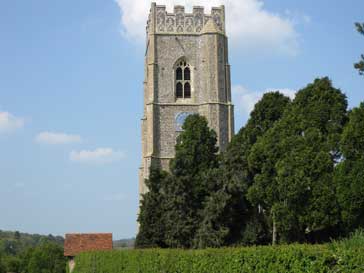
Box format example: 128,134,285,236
73,231,364,273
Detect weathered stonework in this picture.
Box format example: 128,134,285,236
139,3,234,196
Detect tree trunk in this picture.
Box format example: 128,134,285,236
272,214,277,246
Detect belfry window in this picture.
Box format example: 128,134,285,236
184,82,191,98
184,67,190,80
176,82,183,98
175,60,192,99
176,67,183,80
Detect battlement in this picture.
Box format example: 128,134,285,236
147,2,225,35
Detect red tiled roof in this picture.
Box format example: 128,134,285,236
64,233,113,257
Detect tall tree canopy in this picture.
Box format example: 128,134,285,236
136,114,219,248
135,78,364,248
335,102,364,231
0,252,5,273
248,78,347,244
135,168,169,248
164,115,218,248
170,114,218,177
195,92,291,247
354,22,364,75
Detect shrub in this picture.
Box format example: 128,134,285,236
73,232,364,273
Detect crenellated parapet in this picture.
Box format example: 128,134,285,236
147,3,225,35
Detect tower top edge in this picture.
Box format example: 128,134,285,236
148,2,226,35
151,2,225,16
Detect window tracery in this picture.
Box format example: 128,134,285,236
175,59,191,99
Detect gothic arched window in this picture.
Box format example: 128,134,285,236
175,59,192,99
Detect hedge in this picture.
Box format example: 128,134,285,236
73,235,364,273
72,246,363,273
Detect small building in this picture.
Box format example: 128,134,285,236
64,233,113,272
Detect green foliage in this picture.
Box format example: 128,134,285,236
136,77,364,248
331,229,364,250
335,103,364,232
136,167,169,248
0,231,66,273
0,230,64,256
164,115,219,248
14,231,20,240
3,255,21,273
335,160,364,231
26,243,66,273
195,92,291,247
136,114,219,249
340,102,364,160
248,78,347,244
73,232,364,273
354,23,364,75
170,114,218,177
0,252,5,273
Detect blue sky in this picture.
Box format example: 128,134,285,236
0,0,363,239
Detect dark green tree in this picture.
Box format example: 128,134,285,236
335,102,364,231
136,167,169,248
3,255,20,273
164,114,218,248
0,251,5,273
14,231,20,240
0,240,17,256
25,243,66,273
248,78,347,244
195,92,291,247
354,22,364,75
170,114,218,177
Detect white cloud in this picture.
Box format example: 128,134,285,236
0,112,24,133
115,0,300,55
232,85,295,115
35,132,82,145
70,148,125,164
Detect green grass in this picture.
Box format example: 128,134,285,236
72,232,364,273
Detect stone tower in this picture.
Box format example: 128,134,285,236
139,3,234,195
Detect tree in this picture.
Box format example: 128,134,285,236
136,167,169,248
0,251,5,273
3,255,20,273
0,240,17,256
164,114,219,248
195,92,291,247
170,114,218,177
335,102,364,232
25,243,66,273
248,78,347,244
14,231,20,240
354,22,364,75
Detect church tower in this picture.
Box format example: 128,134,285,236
140,3,234,195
